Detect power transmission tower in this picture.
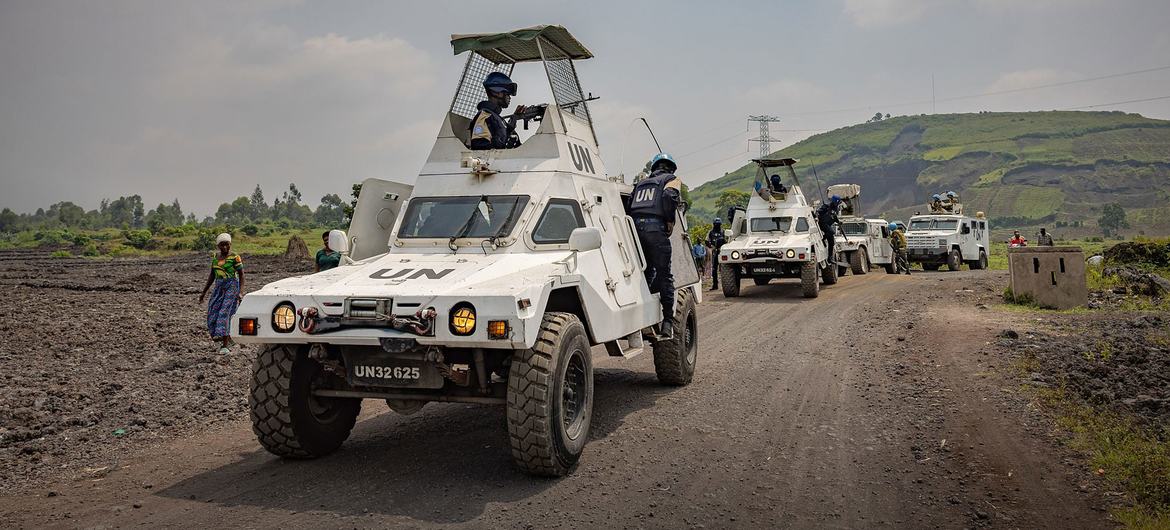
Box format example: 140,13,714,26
748,115,782,158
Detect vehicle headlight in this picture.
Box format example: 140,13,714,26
786,249,796,258
730,251,741,260
449,304,476,336
272,303,296,333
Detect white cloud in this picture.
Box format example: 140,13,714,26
842,0,937,28
985,68,1072,93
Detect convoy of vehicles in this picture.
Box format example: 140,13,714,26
716,158,837,298
229,24,993,479
231,25,700,477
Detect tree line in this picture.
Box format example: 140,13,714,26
0,183,350,234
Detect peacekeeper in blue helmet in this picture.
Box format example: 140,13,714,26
469,72,529,150
630,153,683,339
816,195,843,262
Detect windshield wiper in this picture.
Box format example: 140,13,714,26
449,195,490,252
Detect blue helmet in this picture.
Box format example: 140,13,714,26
888,222,899,231
483,72,517,96
713,217,722,226
830,195,841,205
649,153,677,172
931,193,942,201
946,191,957,198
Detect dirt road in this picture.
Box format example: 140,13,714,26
1,262,1109,528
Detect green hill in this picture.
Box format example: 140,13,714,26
688,111,1170,236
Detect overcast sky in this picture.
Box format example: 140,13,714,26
3,0,1170,216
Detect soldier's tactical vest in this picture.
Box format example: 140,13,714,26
630,173,675,220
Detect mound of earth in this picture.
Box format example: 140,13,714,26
284,235,309,261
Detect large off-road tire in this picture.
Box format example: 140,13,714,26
507,312,593,477
969,249,988,270
946,248,963,271
653,288,697,386
752,277,770,286
822,258,840,285
849,249,869,275
250,344,361,458
884,262,896,274
719,264,740,297
801,261,820,298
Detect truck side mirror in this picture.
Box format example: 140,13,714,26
328,230,350,254
568,227,602,252
724,229,733,239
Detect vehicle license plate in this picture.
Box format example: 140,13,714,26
753,267,776,274
346,354,444,389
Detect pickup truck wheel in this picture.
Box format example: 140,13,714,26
507,312,592,477
801,261,820,298
822,257,840,285
970,249,988,270
250,344,360,458
719,264,740,297
752,277,770,286
850,249,869,275
947,249,962,271
654,288,697,386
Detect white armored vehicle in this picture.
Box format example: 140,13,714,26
717,158,837,298
231,26,701,477
826,183,895,274
905,195,989,271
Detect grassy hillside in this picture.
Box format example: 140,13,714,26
688,111,1170,237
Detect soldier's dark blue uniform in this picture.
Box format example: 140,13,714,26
816,196,842,260
469,72,521,150
630,153,683,337
706,218,726,291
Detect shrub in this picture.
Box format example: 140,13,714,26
242,224,259,236
81,243,100,257
122,229,154,249
193,230,217,252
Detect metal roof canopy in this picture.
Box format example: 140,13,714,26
751,158,799,168
451,25,593,63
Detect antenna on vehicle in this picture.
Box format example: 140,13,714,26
809,163,828,206
617,117,665,184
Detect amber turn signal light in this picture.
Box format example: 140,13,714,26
239,318,258,336
488,320,509,339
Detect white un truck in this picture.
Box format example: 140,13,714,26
717,158,837,298
905,200,990,271
826,183,895,275
231,26,701,477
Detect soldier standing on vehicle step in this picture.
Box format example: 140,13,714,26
631,153,683,339
816,195,843,264
706,217,726,291
890,222,910,275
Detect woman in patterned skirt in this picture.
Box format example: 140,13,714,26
199,233,245,354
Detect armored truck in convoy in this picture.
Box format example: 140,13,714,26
826,183,895,275
231,26,701,477
905,199,990,271
717,158,837,298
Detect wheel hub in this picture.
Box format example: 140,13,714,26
561,349,588,439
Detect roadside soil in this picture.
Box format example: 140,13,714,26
0,256,1114,528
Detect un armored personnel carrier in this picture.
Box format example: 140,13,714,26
230,25,701,477
717,158,836,298
826,183,895,274
905,194,990,271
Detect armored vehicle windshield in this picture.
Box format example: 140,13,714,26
398,195,529,239
909,218,959,231
751,216,793,233
841,221,868,235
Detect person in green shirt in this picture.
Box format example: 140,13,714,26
316,231,341,272
199,233,244,354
